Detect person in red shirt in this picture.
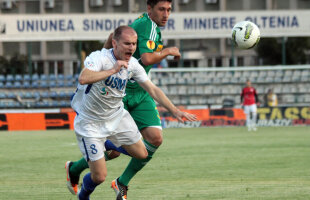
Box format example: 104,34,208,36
241,79,260,131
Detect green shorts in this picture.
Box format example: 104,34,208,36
123,88,161,130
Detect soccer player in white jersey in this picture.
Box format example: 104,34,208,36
72,26,196,200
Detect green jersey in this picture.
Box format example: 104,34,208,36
128,12,163,90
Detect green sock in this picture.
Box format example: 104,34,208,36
69,157,89,177
118,140,158,186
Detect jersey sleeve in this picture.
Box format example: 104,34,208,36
84,50,105,72
131,60,149,83
135,21,157,55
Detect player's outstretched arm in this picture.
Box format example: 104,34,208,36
139,80,196,123
103,33,113,49
79,60,128,85
140,47,181,66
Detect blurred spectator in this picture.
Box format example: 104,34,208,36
265,88,278,107
153,58,168,68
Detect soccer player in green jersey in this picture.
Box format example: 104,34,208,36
66,1,181,199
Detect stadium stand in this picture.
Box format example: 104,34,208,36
0,65,309,109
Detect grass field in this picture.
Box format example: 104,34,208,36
0,126,309,200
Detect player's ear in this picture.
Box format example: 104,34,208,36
147,5,152,13
112,39,117,49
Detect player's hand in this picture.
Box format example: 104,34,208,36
173,109,197,123
113,60,128,73
167,47,181,60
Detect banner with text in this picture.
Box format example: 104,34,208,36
161,106,310,128
0,106,309,131
0,10,309,41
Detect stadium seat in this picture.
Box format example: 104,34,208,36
265,77,274,83
31,81,39,88
304,95,310,103
7,92,16,99
168,86,178,95
5,82,13,88
0,75,5,82
15,74,23,82
49,91,58,98
64,81,74,87
40,91,49,98
52,100,59,107
24,92,33,99
0,82,4,88
39,80,49,88
74,74,79,81
57,80,65,87
23,81,31,88
31,74,39,81
0,93,6,99
274,77,282,83
49,81,57,88
250,71,258,78
6,74,14,82
13,81,22,88
40,74,48,81
282,76,291,82
233,71,242,78
57,74,65,80
58,91,67,98
49,74,56,80
23,74,31,82
65,74,73,80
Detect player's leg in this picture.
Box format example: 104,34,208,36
109,110,148,200
66,140,130,195
250,104,258,131
244,105,251,131
116,93,162,187
76,136,107,200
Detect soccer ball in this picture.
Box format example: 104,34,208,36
231,21,260,49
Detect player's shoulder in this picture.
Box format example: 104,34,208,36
88,48,109,59
129,56,140,66
131,13,156,31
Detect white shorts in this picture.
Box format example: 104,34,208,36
75,110,141,162
243,104,257,115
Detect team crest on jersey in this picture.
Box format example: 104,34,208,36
86,61,95,68
155,44,163,52
146,40,155,50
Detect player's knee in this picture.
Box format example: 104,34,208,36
107,150,121,160
91,172,107,184
148,134,163,147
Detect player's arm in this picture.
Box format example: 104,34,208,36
103,33,113,49
240,89,244,103
139,80,196,122
254,89,260,105
79,60,127,85
140,47,180,66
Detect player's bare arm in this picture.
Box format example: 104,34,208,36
140,47,181,66
103,33,113,49
79,60,128,85
139,80,196,122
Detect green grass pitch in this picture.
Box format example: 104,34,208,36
0,126,309,200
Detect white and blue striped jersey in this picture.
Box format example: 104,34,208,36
71,48,149,122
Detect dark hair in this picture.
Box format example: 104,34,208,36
113,25,136,41
147,0,172,7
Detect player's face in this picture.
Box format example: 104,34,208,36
148,1,172,27
113,30,137,62
246,80,251,87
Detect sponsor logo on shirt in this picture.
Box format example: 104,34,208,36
146,40,155,50
155,44,163,52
